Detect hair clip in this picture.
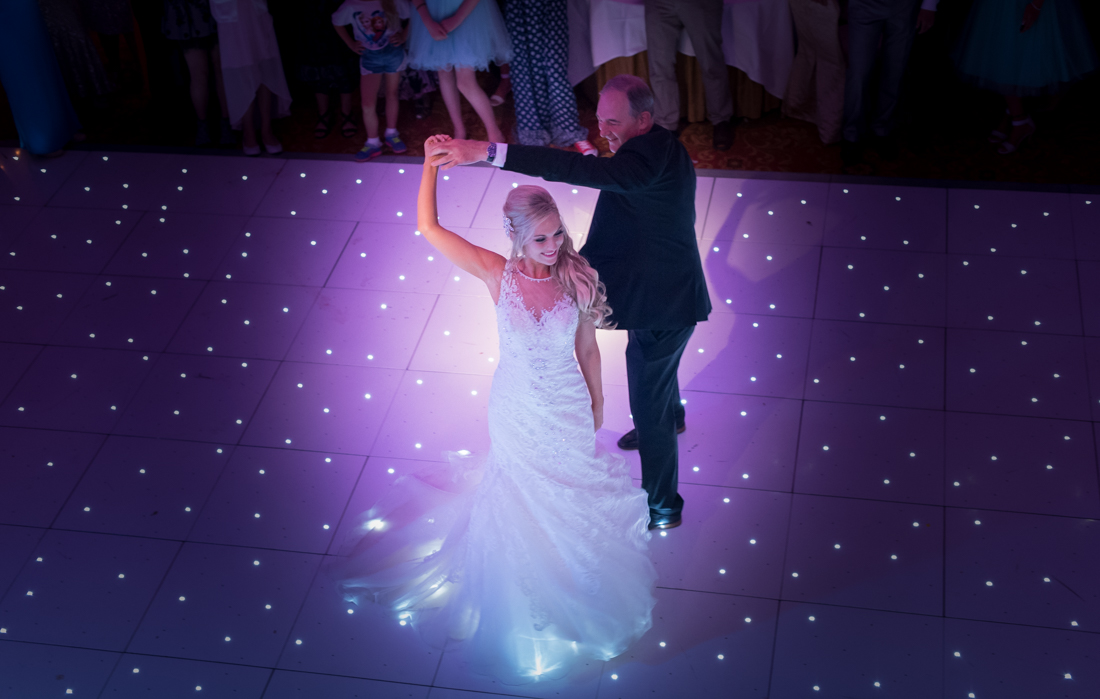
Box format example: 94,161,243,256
503,215,515,239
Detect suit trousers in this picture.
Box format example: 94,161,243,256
644,0,733,130
842,0,922,143
626,326,694,517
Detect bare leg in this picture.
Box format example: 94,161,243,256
257,84,278,146
241,96,258,149
340,91,354,115
1001,94,1034,151
182,48,210,119
360,72,383,139
384,73,400,130
436,69,466,139
491,62,511,104
210,43,229,118
316,92,330,116
455,66,503,142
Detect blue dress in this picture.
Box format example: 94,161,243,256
408,0,513,71
0,0,81,154
952,0,1097,96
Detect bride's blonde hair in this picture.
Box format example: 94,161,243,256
503,186,614,329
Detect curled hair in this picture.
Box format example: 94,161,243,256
600,74,654,120
503,186,615,329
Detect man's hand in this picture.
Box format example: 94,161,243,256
427,138,489,170
916,9,935,34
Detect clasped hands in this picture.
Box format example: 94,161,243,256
422,11,463,41
423,135,486,170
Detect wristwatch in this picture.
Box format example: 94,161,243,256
486,142,497,162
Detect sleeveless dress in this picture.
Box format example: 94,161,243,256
327,260,657,684
952,0,1097,96
407,0,513,71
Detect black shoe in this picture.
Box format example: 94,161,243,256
841,139,863,167
648,511,682,530
713,119,734,151
616,421,686,450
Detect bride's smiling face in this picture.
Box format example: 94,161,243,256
521,215,565,266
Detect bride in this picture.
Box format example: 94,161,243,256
326,134,657,683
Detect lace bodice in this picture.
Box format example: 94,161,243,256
494,260,579,378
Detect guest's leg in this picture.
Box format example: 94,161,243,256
626,326,694,517
455,65,504,142
871,0,921,138
182,47,210,119
544,0,588,145
436,68,466,139
210,43,229,119
643,0,683,132
505,0,541,144
842,0,886,143
679,0,733,126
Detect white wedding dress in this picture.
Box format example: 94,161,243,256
328,259,657,684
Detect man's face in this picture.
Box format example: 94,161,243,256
596,89,648,153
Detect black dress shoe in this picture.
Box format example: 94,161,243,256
648,511,682,530
713,119,734,151
616,421,686,450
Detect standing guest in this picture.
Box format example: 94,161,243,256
333,0,411,161
428,75,712,531
79,0,135,89
504,0,596,154
784,0,846,145
408,0,512,142
299,0,360,141
211,0,292,155
953,0,1096,154
644,0,735,151
0,0,82,155
36,0,113,101
163,0,233,146
841,0,937,164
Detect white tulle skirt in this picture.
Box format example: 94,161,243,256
326,395,657,684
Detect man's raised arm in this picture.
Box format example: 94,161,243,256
427,138,664,195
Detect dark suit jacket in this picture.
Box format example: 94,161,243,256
503,125,712,330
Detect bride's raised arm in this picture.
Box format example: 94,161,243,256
417,135,505,288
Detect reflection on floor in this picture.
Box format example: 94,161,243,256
1,146,1099,698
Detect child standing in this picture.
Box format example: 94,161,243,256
333,0,410,161
408,0,512,142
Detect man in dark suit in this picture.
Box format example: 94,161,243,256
428,75,711,530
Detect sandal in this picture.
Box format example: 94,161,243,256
988,108,1010,144
314,111,334,139
340,111,357,138
490,72,511,107
998,114,1035,155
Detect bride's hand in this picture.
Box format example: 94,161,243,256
592,402,604,432
423,135,451,168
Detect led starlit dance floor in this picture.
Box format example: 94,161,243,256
1,146,1099,698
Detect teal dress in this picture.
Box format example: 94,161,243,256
408,0,512,71
0,0,81,154
952,0,1097,95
